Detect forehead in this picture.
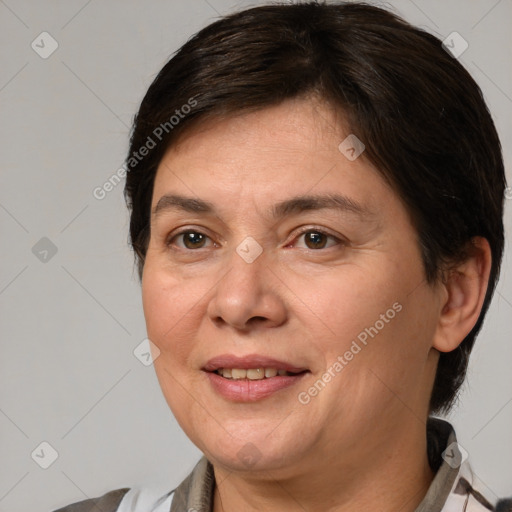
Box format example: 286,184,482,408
165,97,351,162
150,98,399,221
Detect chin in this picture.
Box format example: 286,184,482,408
203,432,301,474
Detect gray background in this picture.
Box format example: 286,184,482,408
0,1,510,511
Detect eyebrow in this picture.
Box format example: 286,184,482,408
152,193,374,221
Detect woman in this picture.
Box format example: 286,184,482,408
54,2,510,511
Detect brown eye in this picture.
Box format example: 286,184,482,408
294,230,339,250
168,231,213,250
304,232,328,249
183,232,206,249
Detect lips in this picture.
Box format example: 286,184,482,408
202,354,309,373
202,354,310,402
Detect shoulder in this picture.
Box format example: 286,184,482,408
52,488,130,512
52,485,175,512
496,500,512,512
425,418,512,512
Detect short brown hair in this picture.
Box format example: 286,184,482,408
124,1,506,413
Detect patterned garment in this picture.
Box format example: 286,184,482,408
53,418,511,512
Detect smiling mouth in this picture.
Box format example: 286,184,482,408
205,362,310,401
213,368,308,380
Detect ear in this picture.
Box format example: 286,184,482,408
432,237,492,353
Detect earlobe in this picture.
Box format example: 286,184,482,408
432,237,492,353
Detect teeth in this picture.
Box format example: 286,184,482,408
231,369,247,379
217,368,295,380
247,368,264,380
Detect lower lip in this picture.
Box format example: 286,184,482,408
205,371,308,402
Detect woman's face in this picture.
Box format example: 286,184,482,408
142,98,443,476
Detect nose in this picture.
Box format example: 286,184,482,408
206,243,288,332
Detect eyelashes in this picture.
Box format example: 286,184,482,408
291,229,341,250
166,227,344,252
168,230,216,250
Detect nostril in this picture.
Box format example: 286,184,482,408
249,316,267,324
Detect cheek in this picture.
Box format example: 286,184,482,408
302,266,403,351
142,269,172,339
340,283,438,405
304,259,433,385
141,262,202,360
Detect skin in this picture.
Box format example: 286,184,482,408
141,97,491,512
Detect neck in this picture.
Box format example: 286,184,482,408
212,420,435,512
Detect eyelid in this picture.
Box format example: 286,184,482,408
287,226,344,249
166,227,217,249
165,225,345,251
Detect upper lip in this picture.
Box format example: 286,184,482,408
203,354,309,373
